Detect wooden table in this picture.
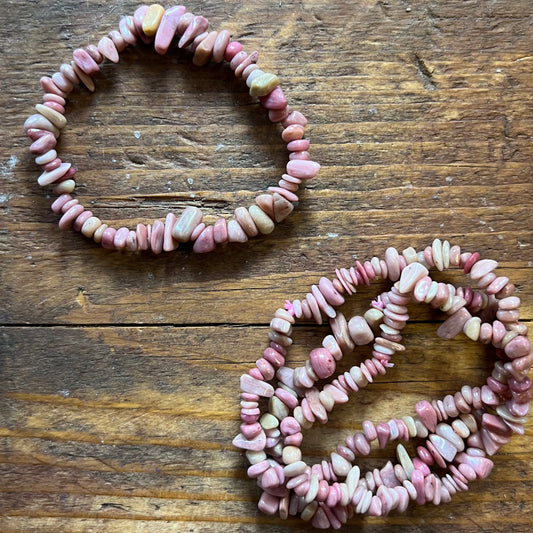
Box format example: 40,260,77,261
1,1,532,531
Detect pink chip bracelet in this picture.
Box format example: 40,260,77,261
24,4,320,253
233,239,531,528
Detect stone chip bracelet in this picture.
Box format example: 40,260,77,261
233,239,531,528
24,4,320,253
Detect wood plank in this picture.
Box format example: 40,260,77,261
2,324,533,531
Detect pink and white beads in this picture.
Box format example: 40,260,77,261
233,239,531,528
25,4,320,253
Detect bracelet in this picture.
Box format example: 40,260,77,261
24,4,320,253
233,239,531,528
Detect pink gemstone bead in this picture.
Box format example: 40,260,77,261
43,100,66,114
85,44,103,64
42,158,61,172
281,124,305,143
24,114,58,136
511,352,531,374
456,452,493,479
229,50,248,71
179,15,209,48
398,262,429,293
43,93,66,106
212,30,230,63
429,434,457,462
154,6,186,54
58,204,84,230
101,227,117,249
224,41,242,61
384,247,401,282
73,48,99,75
463,252,480,273
213,218,228,244
287,139,310,152
409,469,425,505
30,133,57,155
37,162,71,186
492,320,507,346
240,374,274,397
136,224,149,250
40,76,67,97
348,316,374,345
474,272,496,289
309,348,336,379
285,432,303,446
289,151,311,161
247,460,270,478
417,446,434,465
126,231,137,251
268,186,298,202
416,400,438,432
255,358,275,380
249,367,264,381
318,276,345,306
193,225,216,253
119,16,138,45
113,227,130,249
150,219,165,254
504,335,530,359
413,458,431,476
376,422,390,449
508,377,531,393
232,430,266,451
486,276,509,295
275,388,298,410
72,210,93,232
240,422,262,440
498,296,520,310
361,420,377,442
263,347,285,367
268,107,289,123
235,50,259,77
26,128,51,141
286,159,321,180
98,36,119,63
413,276,432,302
50,194,73,213
282,110,308,127
259,87,288,110
108,30,127,53
311,284,335,318
470,259,498,280
437,307,472,339
507,399,529,417
163,213,178,252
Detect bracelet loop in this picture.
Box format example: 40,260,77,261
25,4,320,253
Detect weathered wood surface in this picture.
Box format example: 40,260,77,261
1,0,532,531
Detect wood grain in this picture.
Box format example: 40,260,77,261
1,0,532,531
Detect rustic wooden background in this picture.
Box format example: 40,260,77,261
1,0,532,531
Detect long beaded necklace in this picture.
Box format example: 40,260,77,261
233,240,530,528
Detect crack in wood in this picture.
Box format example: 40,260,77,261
99,502,130,512
414,53,437,91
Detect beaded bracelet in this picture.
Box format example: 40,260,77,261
24,4,320,253
233,239,531,529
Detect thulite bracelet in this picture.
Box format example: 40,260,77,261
233,240,531,528
24,4,320,253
